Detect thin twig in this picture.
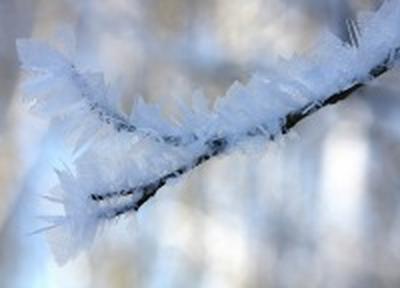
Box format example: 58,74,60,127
91,47,400,215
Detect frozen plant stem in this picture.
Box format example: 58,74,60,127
91,47,400,216
16,0,400,264
72,66,196,147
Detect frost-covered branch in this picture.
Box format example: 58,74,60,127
16,41,197,147
18,1,400,264
90,46,400,215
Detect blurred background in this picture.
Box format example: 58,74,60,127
2,0,400,287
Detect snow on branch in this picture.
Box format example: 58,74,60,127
18,1,400,264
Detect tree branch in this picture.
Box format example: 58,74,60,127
90,47,400,217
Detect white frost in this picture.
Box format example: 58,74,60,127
18,0,400,264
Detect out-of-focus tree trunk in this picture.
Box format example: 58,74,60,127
0,1,35,287
0,0,34,129
0,0,34,230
